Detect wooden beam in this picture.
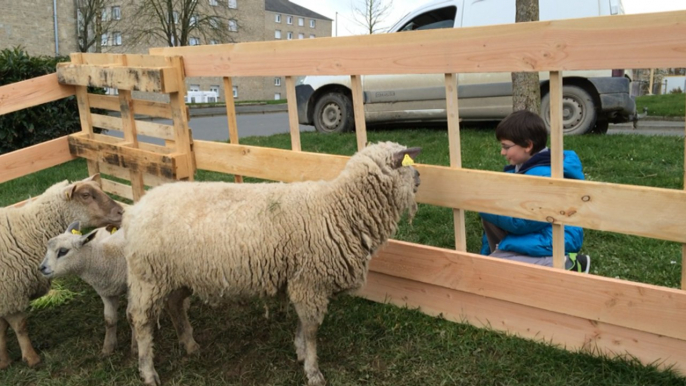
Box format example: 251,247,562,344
98,162,173,188
70,53,100,178
167,56,194,181
549,71,565,269
351,75,367,150
0,73,75,116
286,76,302,152
91,113,174,140
56,63,179,93
88,94,173,119
445,73,466,252
223,76,242,183
0,136,76,184
101,178,134,201
193,141,686,244
150,11,686,76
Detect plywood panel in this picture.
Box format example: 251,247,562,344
0,136,76,184
0,73,75,116
150,11,686,76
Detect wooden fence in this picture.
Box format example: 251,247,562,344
1,10,686,373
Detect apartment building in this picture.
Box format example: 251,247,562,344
0,0,332,101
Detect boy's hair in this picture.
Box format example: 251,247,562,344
495,110,548,154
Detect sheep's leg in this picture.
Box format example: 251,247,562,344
127,278,165,386
4,312,40,367
166,287,199,355
101,295,119,356
294,319,306,362
0,317,10,369
293,300,328,386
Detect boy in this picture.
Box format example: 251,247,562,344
480,110,590,273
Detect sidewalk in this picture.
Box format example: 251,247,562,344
189,103,287,117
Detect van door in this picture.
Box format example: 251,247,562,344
362,5,459,124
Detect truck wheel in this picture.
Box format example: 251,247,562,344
312,92,354,133
541,86,597,135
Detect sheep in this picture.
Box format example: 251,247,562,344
0,175,123,370
123,141,422,386
38,222,197,357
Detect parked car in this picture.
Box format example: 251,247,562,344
295,0,635,135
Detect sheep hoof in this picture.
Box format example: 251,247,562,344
306,370,325,386
101,348,115,357
184,341,200,356
142,372,161,386
25,354,41,368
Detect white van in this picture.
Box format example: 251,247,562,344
295,0,635,135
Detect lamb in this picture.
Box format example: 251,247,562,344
0,175,123,369
38,222,197,356
123,141,422,386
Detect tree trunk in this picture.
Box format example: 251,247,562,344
512,0,540,113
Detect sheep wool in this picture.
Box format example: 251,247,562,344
124,141,421,386
0,176,123,369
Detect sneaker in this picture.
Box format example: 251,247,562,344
567,253,591,274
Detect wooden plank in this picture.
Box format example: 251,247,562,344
371,240,686,341
0,136,76,184
549,71,565,269
101,178,134,201
445,73,466,251
350,75,367,150
98,162,172,188
223,77,243,183
91,113,174,140
357,271,686,374
89,94,173,119
167,56,194,181
70,53,100,178
68,134,189,180
56,63,179,93
194,141,686,244
0,73,75,116
150,11,686,76
285,76,301,152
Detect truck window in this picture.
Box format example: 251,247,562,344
398,6,457,32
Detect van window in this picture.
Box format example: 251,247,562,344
462,0,515,28
398,6,457,32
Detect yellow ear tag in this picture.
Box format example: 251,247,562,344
401,154,415,166
110,227,118,234
71,229,82,235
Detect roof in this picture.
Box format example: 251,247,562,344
265,0,332,21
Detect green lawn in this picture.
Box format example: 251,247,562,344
636,93,686,117
1,127,685,385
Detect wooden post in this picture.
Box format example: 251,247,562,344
351,75,367,150
167,56,194,181
549,71,565,269
285,76,301,152
682,91,686,289
649,68,655,95
69,53,100,179
223,77,242,183
445,73,466,251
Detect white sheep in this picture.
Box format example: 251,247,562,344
38,222,197,357
0,175,123,370
123,142,422,386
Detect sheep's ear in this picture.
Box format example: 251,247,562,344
63,183,77,200
391,147,422,169
82,174,100,183
66,221,81,234
79,229,98,247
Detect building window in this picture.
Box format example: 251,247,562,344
298,17,304,26
101,9,108,21
210,85,220,93
298,33,304,39
275,14,281,23
275,30,281,39
112,6,121,20
274,77,281,86
101,33,108,46
173,11,179,24
105,88,119,95
228,19,238,32
274,93,281,100
287,16,293,24
209,17,219,29
190,84,200,92
189,37,200,46
310,19,316,28
113,32,122,46
228,0,237,8
309,34,315,38
233,86,238,98
287,31,293,40
209,39,218,45
209,0,218,5
190,14,198,26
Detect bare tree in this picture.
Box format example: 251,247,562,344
124,0,239,47
75,0,119,53
512,0,540,113
351,0,393,34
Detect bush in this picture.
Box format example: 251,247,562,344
0,47,96,154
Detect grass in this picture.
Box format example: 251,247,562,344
636,93,686,117
2,127,686,385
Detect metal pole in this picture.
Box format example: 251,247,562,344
53,0,59,55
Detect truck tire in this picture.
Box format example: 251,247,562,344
541,86,597,135
312,92,354,133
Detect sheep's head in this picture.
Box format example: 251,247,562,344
39,221,107,278
62,175,124,228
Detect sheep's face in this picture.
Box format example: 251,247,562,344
62,175,124,228
39,222,100,279
390,146,422,219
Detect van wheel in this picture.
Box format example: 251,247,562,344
541,86,597,135
313,92,354,133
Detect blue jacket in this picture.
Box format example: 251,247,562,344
480,149,585,257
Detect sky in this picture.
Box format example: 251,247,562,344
290,0,686,36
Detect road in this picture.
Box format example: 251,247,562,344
104,109,684,145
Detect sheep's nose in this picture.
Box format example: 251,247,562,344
39,264,50,275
